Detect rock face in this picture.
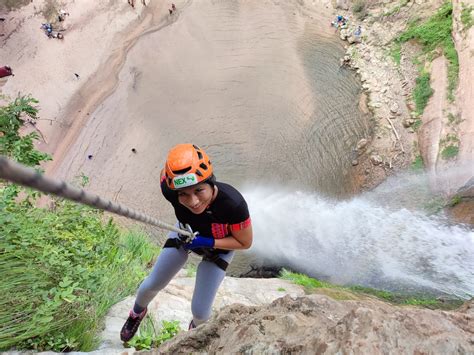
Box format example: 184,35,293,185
9,275,472,354
446,177,474,225
97,274,306,353
334,0,350,10
158,294,474,354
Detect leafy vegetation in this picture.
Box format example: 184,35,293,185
447,112,463,126
461,2,473,30
348,286,462,309
439,133,460,160
449,195,462,207
394,2,459,106
126,318,181,351
441,145,459,159
280,270,465,310
412,118,423,130
411,155,424,171
0,95,51,167
0,96,160,351
185,263,197,277
412,71,434,115
279,269,332,289
0,178,160,352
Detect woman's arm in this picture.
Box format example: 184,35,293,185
213,225,253,250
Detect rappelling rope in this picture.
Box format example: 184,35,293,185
0,155,194,238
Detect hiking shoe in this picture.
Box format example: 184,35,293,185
188,319,196,330
120,308,147,342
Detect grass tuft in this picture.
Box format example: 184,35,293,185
413,71,434,114
279,270,466,310
441,145,459,159
411,155,424,171
0,198,160,351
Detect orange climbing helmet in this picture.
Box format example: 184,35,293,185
164,144,214,190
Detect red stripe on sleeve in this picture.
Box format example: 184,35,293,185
229,217,251,232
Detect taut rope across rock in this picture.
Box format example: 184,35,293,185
0,155,193,238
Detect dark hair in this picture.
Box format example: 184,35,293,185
205,174,216,187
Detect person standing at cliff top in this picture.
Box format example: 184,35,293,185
120,143,253,342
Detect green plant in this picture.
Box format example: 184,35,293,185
389,42,402,65
279,269,331,289
0,96,160,351
413,71,433,115
277,287,286,292
423,196,448,214
126,318,181,350
0,196,160,351
412,118,423,130
0,95,52,167
349,286,461,309
449,195,462,206
185,263,197,277
280,270,465,310
441,145,459,159
411,155,424,171
440,133,460,145
395,2,458,102
461,2,473,30
447,112,463,126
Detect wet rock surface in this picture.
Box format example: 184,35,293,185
446,177,474,225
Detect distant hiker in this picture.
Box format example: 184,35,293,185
0,65,13,78
87,154,93,160
41,23,53,37
172,3,176,11
169,8,173,15
120,144,253,342
128,0,135,8
131,148,137,153
74,73,80,79
354,25,362,37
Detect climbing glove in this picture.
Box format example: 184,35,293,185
183,236,215,250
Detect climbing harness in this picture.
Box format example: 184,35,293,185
0,156,194,238
162,222,229,271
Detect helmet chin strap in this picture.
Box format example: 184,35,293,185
206,184,219,209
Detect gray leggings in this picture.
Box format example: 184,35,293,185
135,231,234,326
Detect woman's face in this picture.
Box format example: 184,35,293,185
177,183,214,214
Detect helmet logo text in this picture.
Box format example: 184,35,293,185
173,173,198,188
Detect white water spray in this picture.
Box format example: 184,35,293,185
243,186,474,299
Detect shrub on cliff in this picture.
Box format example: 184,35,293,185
0,96,159,351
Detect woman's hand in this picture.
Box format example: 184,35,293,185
183,236,215,250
